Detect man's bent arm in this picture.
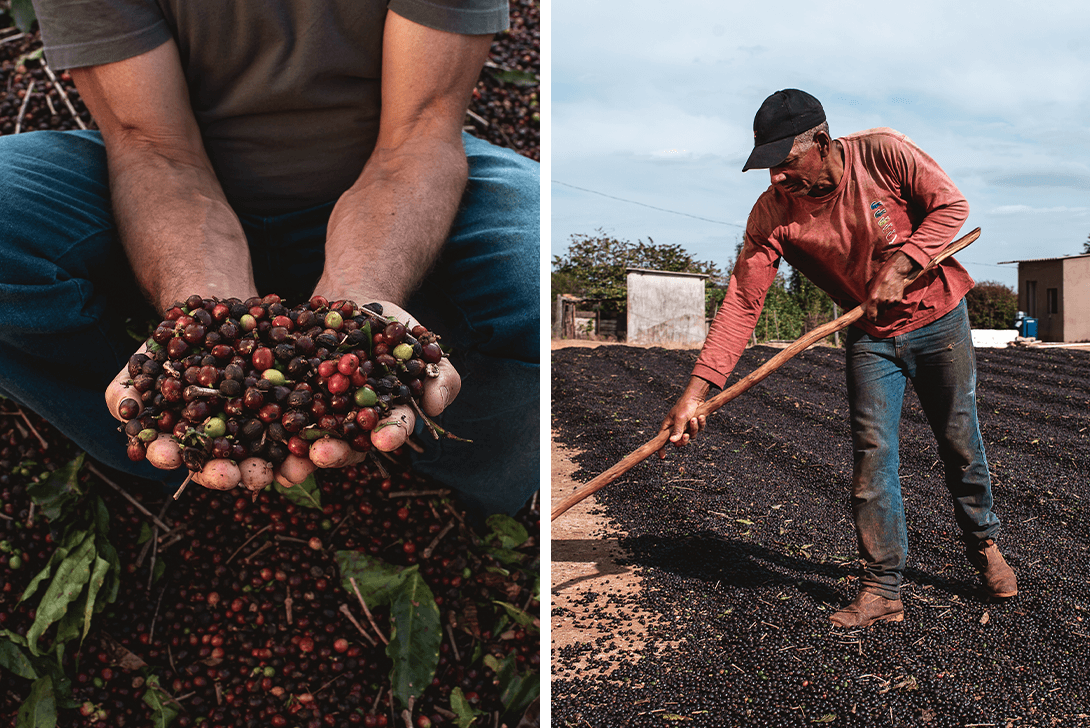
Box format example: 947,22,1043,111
315,11,492,307
71,40,257,313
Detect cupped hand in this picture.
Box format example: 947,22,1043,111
107,298,461,493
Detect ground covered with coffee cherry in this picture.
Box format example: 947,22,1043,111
0,409,540,727
552,344,1090,727
0,4,541,727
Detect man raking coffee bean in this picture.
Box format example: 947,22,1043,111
660,89,1017,628
0,1,539,518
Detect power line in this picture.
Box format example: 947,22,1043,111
553,180,744,227
553,180,1024,270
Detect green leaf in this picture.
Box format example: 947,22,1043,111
487,68,538,87
492,601,536,629
485,514,528,549
96,538,121,607
81,556,111,642
10,0,37,33
0,634,39,680
335,551,410,608
19,544,69,601
482,652,538,718
450,687,484,728
143,675,180,728
26,531,95,656
26,454,85,524
812,715,837,724
386,567,441,709
273,473,322,510
16,675,56,728
91,495,111,538
484,546,527,566
137,522,153,545
53,589,86,650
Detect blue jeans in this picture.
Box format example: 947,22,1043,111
845,299,1000,597
0,130,539,517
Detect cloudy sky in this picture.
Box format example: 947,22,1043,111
550,0,1090,288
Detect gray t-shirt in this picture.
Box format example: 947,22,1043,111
33,0,509,214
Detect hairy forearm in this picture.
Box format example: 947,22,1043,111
316,136,468,306
106,136,257,314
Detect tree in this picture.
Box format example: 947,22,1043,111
965,281,1017,329
1083,233,1090,254
787,265,837,335
552,230,727,316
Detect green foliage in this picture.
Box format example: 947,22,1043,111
965,281,1017,329
335,552,441,709
552,230,727,316
273,473,322,510
10,0,36,33
3,454,118,726
752,273,805,342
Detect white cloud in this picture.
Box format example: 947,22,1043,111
990,205,1090,216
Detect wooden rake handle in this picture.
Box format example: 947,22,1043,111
551,227,981,521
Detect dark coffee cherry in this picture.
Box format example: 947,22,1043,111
287,389,313,409
241,419,265,441
267,422,289,443
118,398,141,420
265,442,288,465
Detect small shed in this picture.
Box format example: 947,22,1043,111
998,253,1090,342
625,268,709,346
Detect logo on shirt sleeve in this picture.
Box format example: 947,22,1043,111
870,200,899,244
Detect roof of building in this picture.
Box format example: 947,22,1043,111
997,253,1090,264
625,268,710,278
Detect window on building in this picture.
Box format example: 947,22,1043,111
1027,280,1037,317
1047,288,1058,315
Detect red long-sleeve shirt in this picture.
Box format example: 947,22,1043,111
692,128,974,390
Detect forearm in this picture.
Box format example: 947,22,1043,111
316,136,468,306
107,138,257,314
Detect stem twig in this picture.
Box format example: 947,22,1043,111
445,620,462,662
14,79,34,134
349,576,389,645
226,524,272,565
88,463,173,532
423,520,455,559
389,489,450,499
173,472,194,500
17,409,49,450
338,604,378,647
42,63,87,130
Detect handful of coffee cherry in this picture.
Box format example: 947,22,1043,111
118,294,447,474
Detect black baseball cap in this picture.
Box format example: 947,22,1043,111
742,89,826,172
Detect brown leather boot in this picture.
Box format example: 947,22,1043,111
965,538,1018,599
829,587,904,628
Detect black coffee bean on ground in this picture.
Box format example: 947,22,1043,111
552,344,1090,727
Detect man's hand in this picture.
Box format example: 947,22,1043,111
107,300,462,493
657,377,711,458
863,251,920,321
267,299,462,489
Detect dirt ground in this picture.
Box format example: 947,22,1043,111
550,338,1090,727
550,439,657,679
